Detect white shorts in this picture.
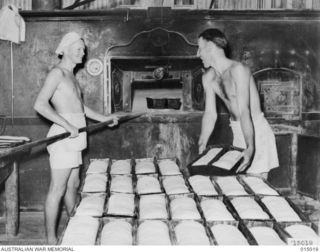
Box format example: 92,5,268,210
230,113,279,174
47,113,87,169
49,151,82,170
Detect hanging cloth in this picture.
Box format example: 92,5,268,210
0,4,25,127
0,4,25,43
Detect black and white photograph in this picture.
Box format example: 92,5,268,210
0,0,320,250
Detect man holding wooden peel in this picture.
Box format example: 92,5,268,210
197,28,279,179
34,31,118,245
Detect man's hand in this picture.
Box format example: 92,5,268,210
236,148,254,173
106,115,119,127
66,123,79,138
198,137,207,154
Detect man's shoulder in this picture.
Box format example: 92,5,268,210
50,66,65,76
229,62,251,76
202,67,218,81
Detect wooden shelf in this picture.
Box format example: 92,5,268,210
20,8,320,20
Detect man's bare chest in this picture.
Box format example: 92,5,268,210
55,77,82,101
213,76,236,102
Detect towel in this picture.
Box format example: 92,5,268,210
230,113,279,174
0,5,25,43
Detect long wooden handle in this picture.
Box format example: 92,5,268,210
0,112,144,159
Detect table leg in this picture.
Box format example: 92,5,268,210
5,160,19,237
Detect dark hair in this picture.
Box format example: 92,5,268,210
198,29,228,51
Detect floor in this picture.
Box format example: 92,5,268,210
0,211,68,245
0,194,320,245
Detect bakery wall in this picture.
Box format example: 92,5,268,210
0,9,319,213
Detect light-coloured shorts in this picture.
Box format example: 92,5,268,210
230,113,279,174
47,113,87,169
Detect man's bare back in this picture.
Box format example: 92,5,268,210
50,66,84,114
204,62,263,121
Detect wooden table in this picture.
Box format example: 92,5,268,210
0,150,20,237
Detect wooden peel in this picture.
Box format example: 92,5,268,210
0,112,145,160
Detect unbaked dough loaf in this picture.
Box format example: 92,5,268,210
285,224,319,239
242,176,278,195
75,194,105,217
110,160,131,175
61,216,99,245
86,159,109,174
158,159,181,175
192,148,223,166
171,197,201,220
175,221,210,245
231,197,269,220
135,160,156,174
100,220,133,245
188,175,218,196
139,194,168,219
212,150,242,170
110,175,133,193
261,196,301,222
210,224,248,245
162,176,189,195
201,198,234,221
137,220,172,245
82,173,108,193
107,193,135,216
216,176,248,196
136,176,162,195
249,226,285,245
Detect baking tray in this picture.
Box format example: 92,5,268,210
109,174,135,194
80,173,108,193
58,215,100,245
188,145,245,176
135,219,175,245
160,175,192,195
104,192,137,218
171,219,215,245
137,193,171,220
74,192,107,218
227,195,273,221
206,220,253,245
257,195,309,223
135,173,164,195
198,195,240,222
212,176,252,197
243,220,289,245
133,157,158,175
97,217,135,245
187,175,222,196
237,174,281,196
86,158,110,174
109,158,134,175
276,221,320,242
168,193,204,221
156,157,183,176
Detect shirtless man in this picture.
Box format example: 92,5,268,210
197,28,279,178
34,32,118,244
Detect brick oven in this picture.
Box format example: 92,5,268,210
103,27,204,114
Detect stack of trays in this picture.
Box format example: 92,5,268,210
188,145,244,176
59,157,319,245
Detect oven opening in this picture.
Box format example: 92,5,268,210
131,79,183,112
110,58,202,113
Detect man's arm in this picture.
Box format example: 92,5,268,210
83,105,118,126
232,64,255,172
33,68,78,137
198,68,218,154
